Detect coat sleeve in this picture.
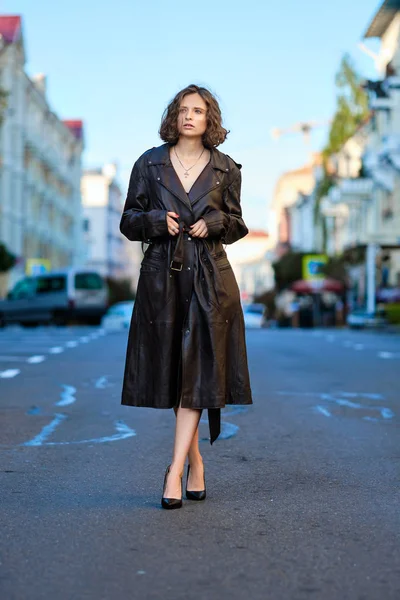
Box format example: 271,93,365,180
202,170,249,244
119,160,168,241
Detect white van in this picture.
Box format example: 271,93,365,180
0,268,108,327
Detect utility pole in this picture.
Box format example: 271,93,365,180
366,243,378,314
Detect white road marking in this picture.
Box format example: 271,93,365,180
315,405,331,417
79,336,90,343
55,385,77,406
379,351,395,359
278,391,395,422
95,376,109,389
23,413,67,446
65,341,78,348
0,368,20,378
29,420,136,446
381,407,395,419
49,347,64,354
27,355,46,364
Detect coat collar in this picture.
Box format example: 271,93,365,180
147,144,230,210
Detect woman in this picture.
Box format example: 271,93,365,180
120,84,252,509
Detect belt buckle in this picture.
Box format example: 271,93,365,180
170,260,183,272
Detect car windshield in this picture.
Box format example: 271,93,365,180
75,273,104,290
36,276,67,293
10,278,36,299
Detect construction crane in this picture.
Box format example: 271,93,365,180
271,120,331,145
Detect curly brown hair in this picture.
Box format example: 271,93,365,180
159,84,229,148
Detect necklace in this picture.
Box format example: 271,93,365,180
174,146,206,178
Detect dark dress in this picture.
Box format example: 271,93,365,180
119,143,252,443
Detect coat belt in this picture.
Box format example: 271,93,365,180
169,221,221,445
170,221,187,272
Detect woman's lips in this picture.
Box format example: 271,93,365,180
184,124,194,128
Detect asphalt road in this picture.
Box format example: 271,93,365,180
1,324,399,600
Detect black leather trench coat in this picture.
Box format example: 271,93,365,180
120,143,252,443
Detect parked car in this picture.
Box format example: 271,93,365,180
0,269,108,327
101,301,134,331
242,303,267,328
347,308,387,329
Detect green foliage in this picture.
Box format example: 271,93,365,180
314,55,369,243
342,245,366,265
0,242,16,273
105,277,135,306
273,251,316,291
0,88,8,126
322,256,349,286
314,173,335,224
384,303,400,325
323,54,369,160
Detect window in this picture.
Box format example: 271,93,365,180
83,218,90,232
35,276,67,294
75,272,103,290
9,278,36,299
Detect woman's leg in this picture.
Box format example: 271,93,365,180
172,407,204,490
164,405,202,498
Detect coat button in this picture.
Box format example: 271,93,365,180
186,329,190,334
188,237,191,241
187,266,191,270
148,160,152,164
216,181,220,185
225,168,229,172
157,177,160,180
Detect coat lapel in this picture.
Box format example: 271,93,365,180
188,162,221,206
148,144,192,211
158,165,193,211
148,144,229,210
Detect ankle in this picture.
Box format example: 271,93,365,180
189,455,204,468
169,463,184,478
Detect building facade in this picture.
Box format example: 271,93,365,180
0,16,84,290
81,164,135,281
226,230,273,300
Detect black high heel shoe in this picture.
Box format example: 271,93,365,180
161,465,183,510
186,463,206,501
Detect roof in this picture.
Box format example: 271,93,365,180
247,230,269,238
63,120,84,141
364,0,400,38
0,15,22,43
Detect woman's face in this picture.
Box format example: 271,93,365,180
177,93,208,140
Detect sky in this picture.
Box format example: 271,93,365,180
1,0,382,231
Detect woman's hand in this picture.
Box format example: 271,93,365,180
190,218,208,238
166,211,180,236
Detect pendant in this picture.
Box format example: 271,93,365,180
184,171,189,177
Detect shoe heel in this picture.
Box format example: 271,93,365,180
161,465,183,510
185,463,206,501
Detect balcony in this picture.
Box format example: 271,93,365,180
328,179,373,205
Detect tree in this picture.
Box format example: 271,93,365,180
0,87,8,127
315,55,369,248
323,55,369,160
272,251,310,291
0,242,16,273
